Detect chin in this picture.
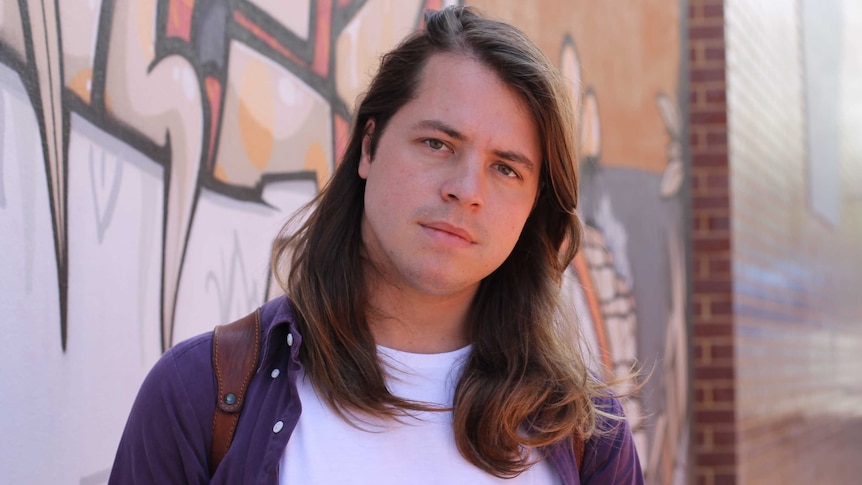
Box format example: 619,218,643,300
405,270,485,298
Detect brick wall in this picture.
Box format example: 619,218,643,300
688,1,736,484
724,0,862,483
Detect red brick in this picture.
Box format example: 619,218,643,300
692,172,704,192
690,13,723,28
691,148,729,163
697,313,732,326
694,214,711,233
692,275,731,292
691,67,726,83
697,79,727,91
705,46,726,63
692,153,729,168
708,215,731,231
690,25,725,40
694,341,705,360
695,409,735,424
711,342,734,359
713,386,736,402
713,429,736,446
694,35,726,49
691,236,731,252
690,46,701,63
695,365,734,380
705,90,727,105
694,322,733,338
706,172,729,188
691,107,728,124
699,0,725,8
710,298,733,315
703,4,725,19
693,194,730,210
690,4,738,481
714,473,737,485
709,257,732,275
694,147,730,162
707,131,728,146
699,451,736,467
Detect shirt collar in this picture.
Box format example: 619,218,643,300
258,295,303,370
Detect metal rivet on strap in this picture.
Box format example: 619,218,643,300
223,393,237,405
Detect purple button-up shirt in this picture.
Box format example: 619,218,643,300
109,296,644,484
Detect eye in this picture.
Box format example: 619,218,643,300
425,138,446,150
495,163,519,179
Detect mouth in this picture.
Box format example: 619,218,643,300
420,221,476,245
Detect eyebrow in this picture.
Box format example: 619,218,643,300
411,119,537,172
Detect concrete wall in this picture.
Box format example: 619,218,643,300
0,1,691,483
725,0,862,483
690,0,862,483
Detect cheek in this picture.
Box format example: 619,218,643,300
369,174,410,211
503,196,536,234
365,169,417,228
490,208,533,260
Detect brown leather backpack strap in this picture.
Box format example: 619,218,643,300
209,310,261,476
573,433,586,474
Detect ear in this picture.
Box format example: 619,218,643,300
358,119,376,180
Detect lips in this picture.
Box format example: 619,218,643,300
421,221,476,244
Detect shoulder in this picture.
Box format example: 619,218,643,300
579,395,645,484
109,332,217,483
152,295,290,392
157,332,217,393
129,331,218,436
110,301,292,484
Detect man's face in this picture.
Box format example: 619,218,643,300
358,53,542,299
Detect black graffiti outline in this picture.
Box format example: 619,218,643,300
0,0,449,351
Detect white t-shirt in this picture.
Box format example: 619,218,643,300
279,345,560,484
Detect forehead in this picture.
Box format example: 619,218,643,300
398,53,542,163
413,53,529,113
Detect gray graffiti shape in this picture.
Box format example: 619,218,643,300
79,468,110,485
205,230,260,324
88,144,123,243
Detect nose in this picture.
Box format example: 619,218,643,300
440,154,485,207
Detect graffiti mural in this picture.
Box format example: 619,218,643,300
0,1,688,484
0,0,454,482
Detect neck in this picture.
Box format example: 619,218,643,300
365,279,476,354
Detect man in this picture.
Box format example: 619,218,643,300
110,6,643,484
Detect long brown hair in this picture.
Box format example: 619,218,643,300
272,6,616,477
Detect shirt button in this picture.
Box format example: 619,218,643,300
270,368,281,379
273,421,284,433
286,333,294,347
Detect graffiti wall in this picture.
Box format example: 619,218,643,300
0,1,688,483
